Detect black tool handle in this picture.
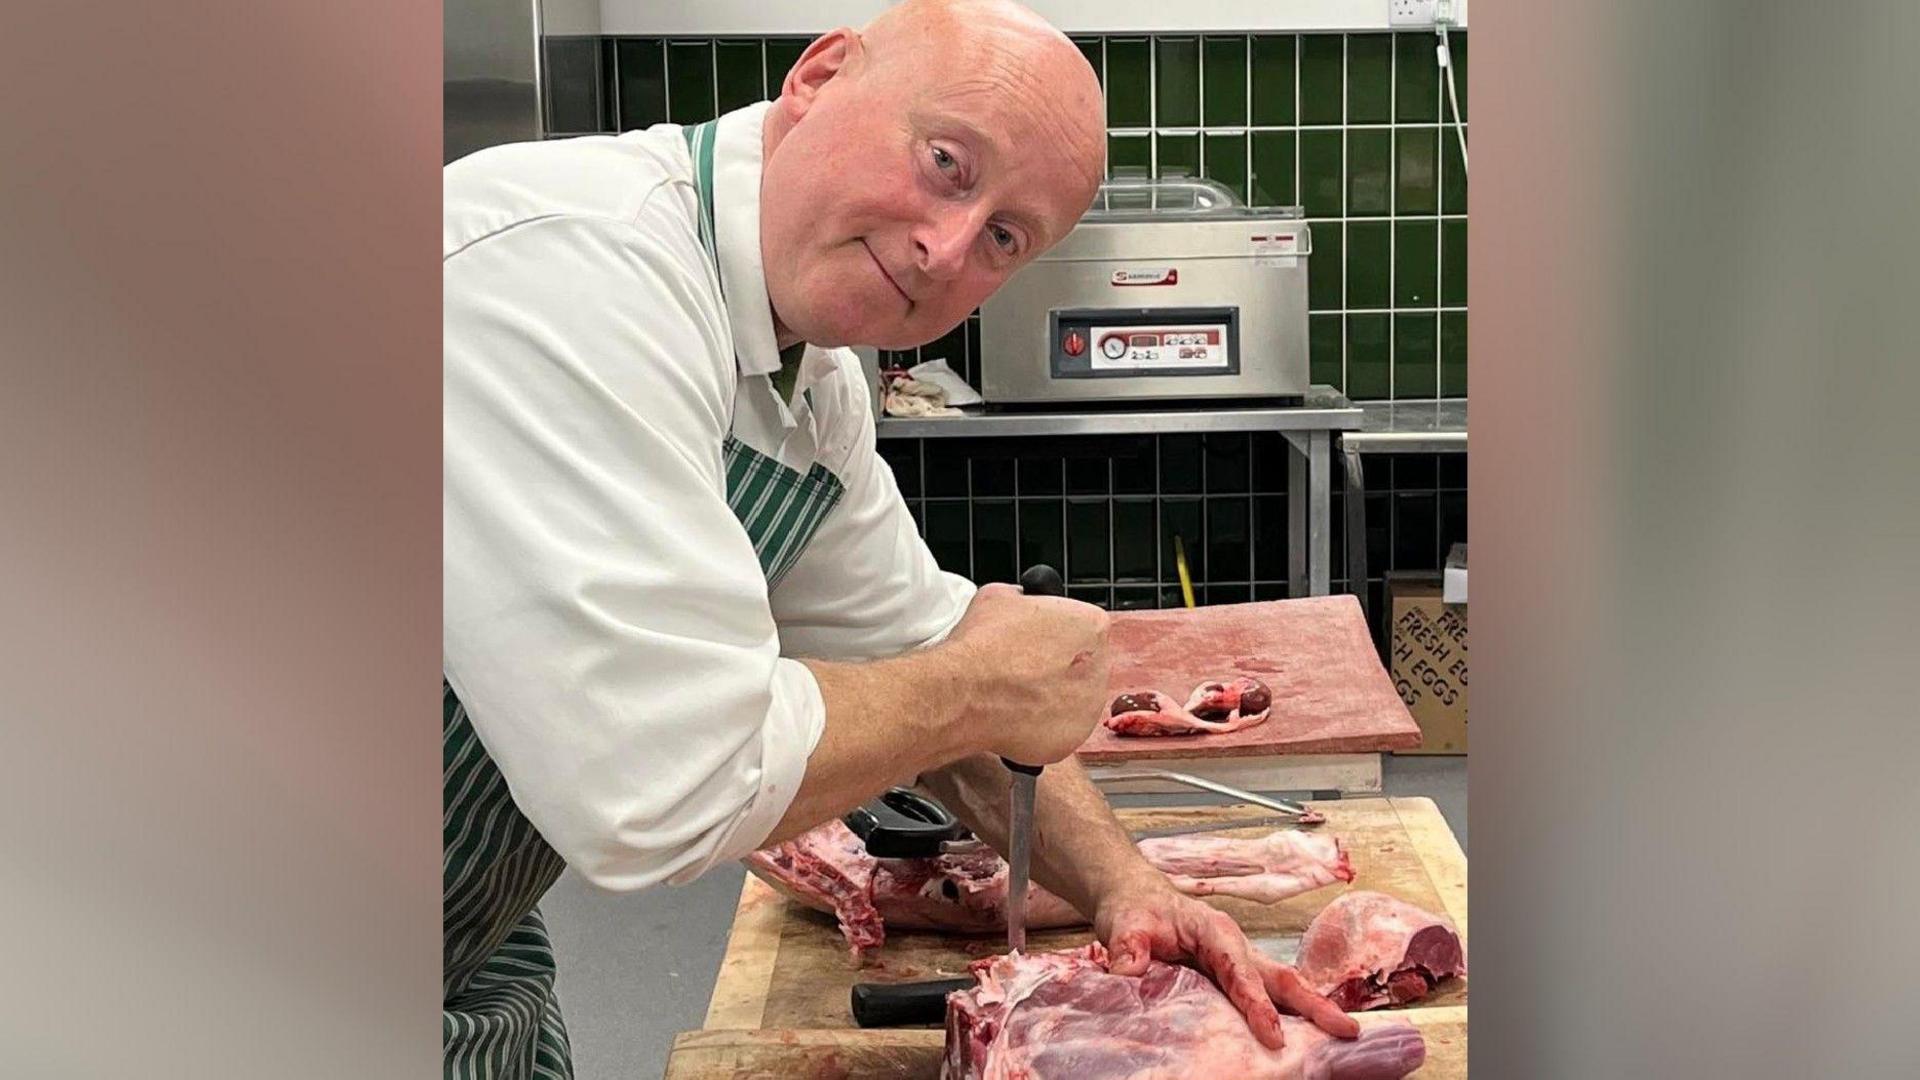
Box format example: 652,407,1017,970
850,977,974,1028
1001,564,1067,776
842,788,971,859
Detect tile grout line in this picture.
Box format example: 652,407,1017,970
1388,32,1398,400
1340,32,1350,397
960,453,975,580
1432,34,1444,397
1245,35,1255,203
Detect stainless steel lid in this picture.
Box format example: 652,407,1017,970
1085,175,1304,222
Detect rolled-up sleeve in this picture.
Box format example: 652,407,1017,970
444,209,821,890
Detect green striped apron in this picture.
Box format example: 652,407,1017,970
441,117,845,1080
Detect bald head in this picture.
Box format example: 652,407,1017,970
756,0,1108,350
861,0,1107,195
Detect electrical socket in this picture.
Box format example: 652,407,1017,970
1388,0,1437,27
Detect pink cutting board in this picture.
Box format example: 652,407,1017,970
1075,595,1423,762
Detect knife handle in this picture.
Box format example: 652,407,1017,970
1018,564,1065,598
1006,563,1065,777
850,977,974,1028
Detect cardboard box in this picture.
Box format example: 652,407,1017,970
1387,573,1468,754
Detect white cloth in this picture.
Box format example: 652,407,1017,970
443,103,975,891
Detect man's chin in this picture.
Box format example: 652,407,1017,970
787,310,918,352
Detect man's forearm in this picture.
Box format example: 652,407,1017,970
915,753,1161,920
762,646,978,845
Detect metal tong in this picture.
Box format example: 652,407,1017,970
1086,768,1323,822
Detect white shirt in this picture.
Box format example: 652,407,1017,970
443,102,975,890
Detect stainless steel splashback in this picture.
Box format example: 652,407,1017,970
446,0,604,164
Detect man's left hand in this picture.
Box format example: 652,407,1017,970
1094,876,1361,1051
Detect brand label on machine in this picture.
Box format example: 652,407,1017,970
1249,233,1299,269
1110,267,1179,287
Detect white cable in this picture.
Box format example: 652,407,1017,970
1435,13,1468,176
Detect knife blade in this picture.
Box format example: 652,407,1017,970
1002,563,1064,954
1003,766,1038,953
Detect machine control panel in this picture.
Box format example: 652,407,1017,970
1049,307,1240,380
1089,326,1227,369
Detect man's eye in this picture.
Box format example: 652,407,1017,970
989,225,1017,253
931,146,957,172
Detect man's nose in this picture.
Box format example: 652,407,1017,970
910,204,984,282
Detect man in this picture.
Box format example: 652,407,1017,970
443,1,1359,1075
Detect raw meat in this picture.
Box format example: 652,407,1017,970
747,821,1352,961
1105,676,1274,737
745,817,886,956
942,943,1427,1080
1297,890,1467,1010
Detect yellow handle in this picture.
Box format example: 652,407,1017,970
1173,535,1196,609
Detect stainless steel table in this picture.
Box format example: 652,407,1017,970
1338,399,1468,616
876,386,1363,597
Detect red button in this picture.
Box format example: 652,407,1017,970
1062,330,1085,356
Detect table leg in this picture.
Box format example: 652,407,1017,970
1308,431,1331,596
1342,442,1369,617
1287,433,1307,597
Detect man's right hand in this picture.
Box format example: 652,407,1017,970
943,582,1111,765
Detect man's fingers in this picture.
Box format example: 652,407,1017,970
1260,957,1361,1039
1103,913,1159,976
1194,922,1287,1052
1224,960,1287,1051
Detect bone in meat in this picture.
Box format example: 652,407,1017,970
746,820,1352,961
1297,890,1467,1010
943,943,1427,1080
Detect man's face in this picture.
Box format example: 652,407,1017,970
759,30,1104,351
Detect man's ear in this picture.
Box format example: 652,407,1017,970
776,28,861,121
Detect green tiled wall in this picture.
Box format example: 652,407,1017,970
540,31,1468,626
876,435,1467,638
547,30,1467,402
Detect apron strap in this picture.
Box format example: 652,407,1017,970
681,121,725,302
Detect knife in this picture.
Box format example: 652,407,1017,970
1002,563,1063,954
848,564,1064,1029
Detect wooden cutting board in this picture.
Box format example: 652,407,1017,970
665,1007,1467,1079
1077,595,1423,762
703,798,1467,1033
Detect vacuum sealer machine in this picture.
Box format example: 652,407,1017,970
978,176,1311,405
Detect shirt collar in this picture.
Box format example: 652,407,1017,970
706,101,783,379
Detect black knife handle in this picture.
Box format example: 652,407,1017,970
1003,564,1066,777
1018,564,1065,598
850,977,974,1027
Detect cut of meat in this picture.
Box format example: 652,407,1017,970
1296,890,1467,1010
746,821,1352,961
942,943,1426,1080
1105,676,1275,737
744,818,885,957
1140,830,1353,905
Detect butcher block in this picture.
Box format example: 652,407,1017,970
702,798,1466,1034
665,1007,1467,1079
1077,595,1423,764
